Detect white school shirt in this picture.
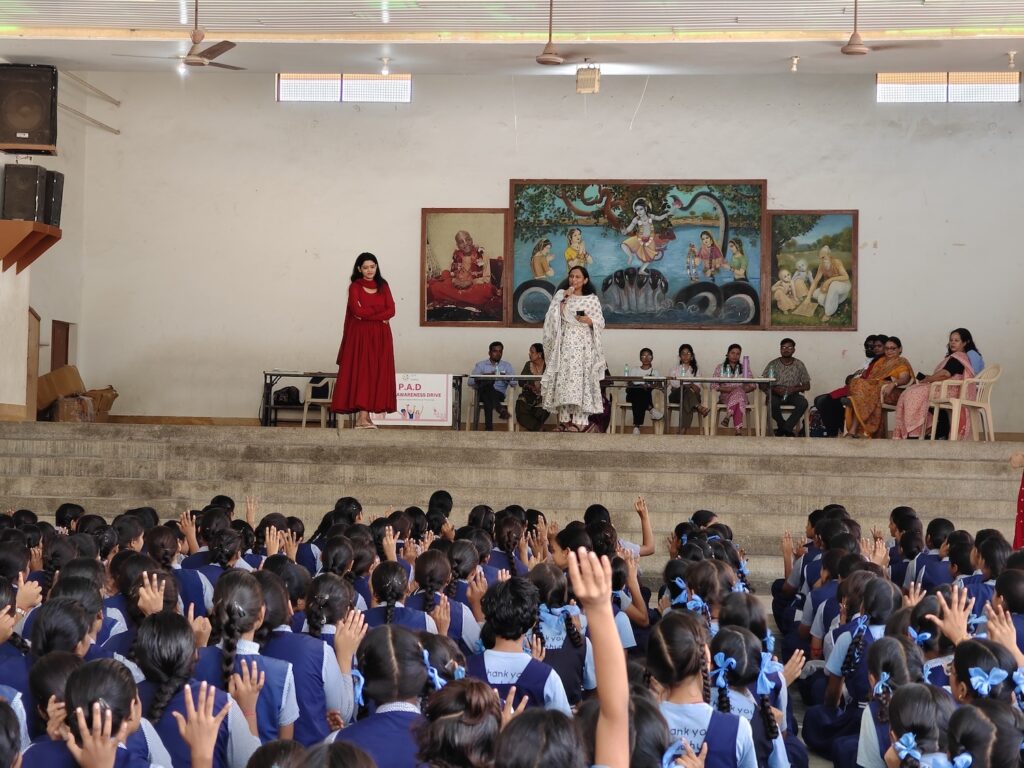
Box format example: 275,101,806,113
477,649,571,715
223,694,263,768
659,701,758,768
856,704,886,768
137,718,174,768
825,624,885,676
903,549,941,588
710,688,790,768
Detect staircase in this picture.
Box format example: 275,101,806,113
0,423,1020,585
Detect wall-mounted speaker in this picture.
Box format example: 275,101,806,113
45,170,64,227
1,164,48,221
0,64,58,155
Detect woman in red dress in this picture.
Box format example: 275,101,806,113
331,253,397,429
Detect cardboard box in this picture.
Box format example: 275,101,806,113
83,386,118,423
37,365,86,411
54,395,95,422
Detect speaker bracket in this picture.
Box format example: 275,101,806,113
0,220,62,273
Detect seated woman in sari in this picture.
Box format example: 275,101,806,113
844,336,913,438
892,328,979,439
515,343,549,431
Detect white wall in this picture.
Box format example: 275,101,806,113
64,71,1024,427
0,72,87,410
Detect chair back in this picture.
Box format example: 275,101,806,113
967,364,1001,405
304,377,334,404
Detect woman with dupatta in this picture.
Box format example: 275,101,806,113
542,266,607,432
844,336,914,438
892,328,980,439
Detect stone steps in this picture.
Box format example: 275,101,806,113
1,423,1019,576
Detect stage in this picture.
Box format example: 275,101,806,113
0,422,1019,582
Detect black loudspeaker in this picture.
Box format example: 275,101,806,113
0,64,58,155
45,170,63,227
1,164,48,221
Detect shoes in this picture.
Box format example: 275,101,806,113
498,406,510,420
632,427,641,435
649,408,664,421
720,416,731,428
734,427,744,436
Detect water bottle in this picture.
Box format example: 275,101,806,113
624,363,630,378
768,365,775,382
742,355,750,379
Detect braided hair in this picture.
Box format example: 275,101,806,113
841,577,900,677
134,612,196,721
446,541,478,599
413,550,451,617
528,563,584,649
0,579,29,655
305,573,354,638
210,570,262,687
209,528,243,570
684,560,721,632
143,526,179,571
888,684,954,768
321,536,356,580
252,571,289,647
710,626,779,740
494,516,524,574
646,611,710,704
867,637,918,724
371,561,408,625
41,535,76,598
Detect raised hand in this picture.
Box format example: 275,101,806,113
0,608,15,646
566,547,612,613
244,496,258,527
229,659,265,734
634,495,649,519
984,603,1024,666
497,569,511,583
433,593,451,638
264,526,282,558
136,571,167,616
530,634,546,662
45,694,67,741
171,681,232,768
440,519,456,541
187,603,212,648
923,584,974,645
382,526,398,562
63,703,125,768
782,649,805,687
15,572,42,612
333,610,367,673
281,530,299,562
673,740,709,768
904,581,925,609
499,686,527,730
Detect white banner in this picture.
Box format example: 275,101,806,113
374,373,452,427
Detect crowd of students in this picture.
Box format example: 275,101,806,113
0,494,1021,768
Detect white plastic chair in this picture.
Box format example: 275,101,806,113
611,386,666,434
301,377,335,428
929,364,1001,441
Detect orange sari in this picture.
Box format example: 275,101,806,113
845,355,913,437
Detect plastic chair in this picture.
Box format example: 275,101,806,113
301,377,335,428
611,386,666,434
774,402,811,437
928,364,1001,441
469,382,516,431
710,396,758,436
665,383,708,435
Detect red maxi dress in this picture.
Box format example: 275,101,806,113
331,279,397,414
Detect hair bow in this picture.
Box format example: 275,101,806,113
731,580,748,594
1012,668,1024,695
539,603,581,635
969,666,1008,696
473,638,486,654
757,653,781,697
907,627,932,646
612,589,630,607
967,614,987,632
707,534,722,542
422,649,446,691
738,559,750,577
764,629,776,654
351,669,366,707
712,653,737,689
894,733,922,762
873,671,892,696
952,754,973,768
671,578,690,606
853,615,870,636
679,534,689,547
686,593,707,614
661,740,687,768
453,664,466,681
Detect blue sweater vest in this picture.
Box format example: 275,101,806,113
263,630,330,746
193,646,289,743
335,710,423,768
363,604,431,633
139,679,231,768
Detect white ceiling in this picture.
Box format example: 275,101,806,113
1,1,1022,75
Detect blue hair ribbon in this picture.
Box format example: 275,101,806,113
873,671,891,696
907,627,932,646
853,614,869,636
968,666,1008,696
952,754,973,768
1012,668,1024,695
539,603,581,635
422,649,446,691
453,664,466,681
764,629,776,654
351,669,366,707
712,652,737,689
707,534,722,542
894,733,922,762
671,578,689,606
731,580,748,594
757,652,781,696
967,614,987,630
473,638,486,654
686,593,707,614
679,534,688,547
738,559,750,577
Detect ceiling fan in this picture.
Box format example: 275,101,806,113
840,0,921,56
113,0,245,70
536,0,565,65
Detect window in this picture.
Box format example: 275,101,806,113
341,74,412,103
877,72,1020,103
276,73,412,103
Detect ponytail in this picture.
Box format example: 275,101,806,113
210,571,262,685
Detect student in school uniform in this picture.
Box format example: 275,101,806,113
710,627,791,768
191,571,299,743
180,507,232,570
773,510,825,634
646,611,758,768
133,612,261,768
466,577,571,715
0,683,30,757
528,563,595,706
903,519,954,588
363,561,438,634
803,578,902,756
254,570,357,745
146,526,213,617
908,597,954,688
487,516,529,576
330,625,433,768
963,535,1011,620
883,685,954,768
195,529,247,589
404,550,480,655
